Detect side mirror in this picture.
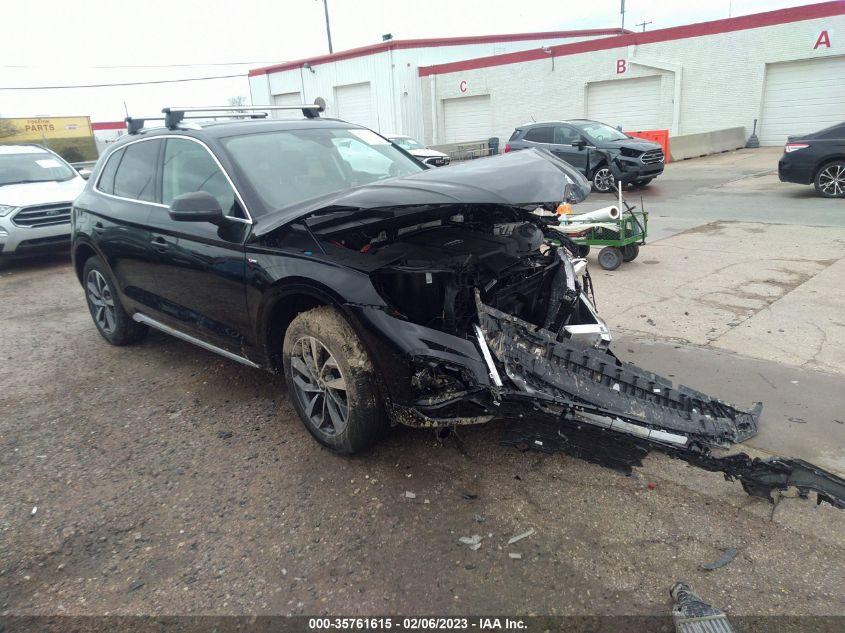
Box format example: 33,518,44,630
573,139,588,151
169,191,224,223
77,168,92,180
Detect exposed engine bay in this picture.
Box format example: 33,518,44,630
305,204,605,345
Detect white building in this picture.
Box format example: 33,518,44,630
418,2,845,147
247,28,627,141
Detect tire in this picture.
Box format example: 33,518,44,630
591,166,615,193
282,305,388,454
82,256,148,345
622,244,640,262
576,244,591,258
597,246,623,271
814,161,845,198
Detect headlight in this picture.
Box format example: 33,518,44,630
0,205,19,217
619,147,642,158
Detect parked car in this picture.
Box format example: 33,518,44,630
71,110,762,460
0,144,88,260
386,134,450,167
778,122,845,198
505,119,664,192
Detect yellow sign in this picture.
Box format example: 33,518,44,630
0,116,93,142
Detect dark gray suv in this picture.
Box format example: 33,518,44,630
505,119,665,193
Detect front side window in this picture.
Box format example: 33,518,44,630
524,127,553,143
554,126,581,145
162,139,240,217
223,127,423,212
0,147,76,186
113,140,161,202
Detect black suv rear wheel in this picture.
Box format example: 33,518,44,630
83,256,148,345
283,306,388,454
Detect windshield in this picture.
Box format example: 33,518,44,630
0,149,76,186
578,121,630,142
224,128,424,212
391,136,426,151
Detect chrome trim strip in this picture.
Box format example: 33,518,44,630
474,324,503,387
94,134,253,224
132,313,260,368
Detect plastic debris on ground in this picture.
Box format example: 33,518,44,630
507,528,535,545
458,535,483,551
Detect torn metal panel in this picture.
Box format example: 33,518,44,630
477,298,760,448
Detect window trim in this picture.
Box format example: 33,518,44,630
94,134,253,225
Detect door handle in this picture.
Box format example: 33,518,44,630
93,222,105,233
151,236,168,252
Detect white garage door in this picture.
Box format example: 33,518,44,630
272,91,302,119
442,95,492,143
586,75,663,131
335,83,375,129
759,56,845,146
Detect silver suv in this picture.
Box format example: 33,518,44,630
0,144,87,260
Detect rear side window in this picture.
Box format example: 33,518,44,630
524,127,553,143
96,148,125,195
113,140,161,203
161,138,241,218
508,129,520,141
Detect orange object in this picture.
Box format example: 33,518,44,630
625,129,671,162
555,202,573,215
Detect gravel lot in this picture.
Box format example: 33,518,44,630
1,149,843,619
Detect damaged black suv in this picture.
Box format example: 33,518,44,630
71,107,844,508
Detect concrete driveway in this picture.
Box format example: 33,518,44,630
1,148,843,621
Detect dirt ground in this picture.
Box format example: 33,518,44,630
1,149,844,619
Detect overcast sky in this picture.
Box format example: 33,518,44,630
1,0,814,122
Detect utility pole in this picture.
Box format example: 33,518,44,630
636,20,653,32
620,0,626,31
321,0,333,54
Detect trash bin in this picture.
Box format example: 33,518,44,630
488,137,500,156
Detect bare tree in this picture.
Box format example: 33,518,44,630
0,118,20,139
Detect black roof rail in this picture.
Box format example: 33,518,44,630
125,117,166,135
161,99,327,129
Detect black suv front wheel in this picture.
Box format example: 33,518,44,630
592,166,615,193
283,306,388,454
83,255,148,345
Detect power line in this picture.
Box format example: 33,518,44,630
0,73,248,91
1,61,279,69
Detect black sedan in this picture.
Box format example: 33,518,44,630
778,122,845,198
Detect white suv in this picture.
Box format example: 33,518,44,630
0,144,87,260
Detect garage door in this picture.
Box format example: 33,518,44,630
272,91,302,119
586,75,663,131
443,95,492,143
759,56,845,146
335,83,375,129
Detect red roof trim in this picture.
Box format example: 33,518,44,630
419,1,845,77
248,28,627,77
91,121,126,131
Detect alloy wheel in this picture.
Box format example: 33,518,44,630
593,168,614,192
86,269,117,334
290,336,349,435
818,164,845,197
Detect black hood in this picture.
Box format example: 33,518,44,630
594,138,662,152
254,148,591,236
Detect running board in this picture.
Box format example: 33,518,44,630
132,313,260,369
